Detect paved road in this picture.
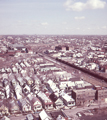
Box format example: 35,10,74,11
62,103,107,120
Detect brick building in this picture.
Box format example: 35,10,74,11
96,89,107,103
72,89,96,106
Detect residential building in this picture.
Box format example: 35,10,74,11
60,92,75,108
49,93,64,109
37,91,53,110
39,109,52,120
7,98,20,114
27,94,42,112
19,98,32,113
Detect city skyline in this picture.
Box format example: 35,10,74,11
0,0,107,35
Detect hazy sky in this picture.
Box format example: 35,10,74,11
0,0,107,35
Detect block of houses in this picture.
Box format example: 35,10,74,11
37,91,53,110
72,89,96,106
49,93,64,109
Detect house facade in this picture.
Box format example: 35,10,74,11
60,92,75,108
37,91,53,110
72,89,96,106
49,93,64,109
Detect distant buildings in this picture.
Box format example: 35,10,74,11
0,35,107,119
55,45,71,51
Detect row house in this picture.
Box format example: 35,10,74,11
5,68,12,73
11,79,18,87
15,63,21,69
0,87,5,99
23,84,30,95
72,89,96,106
27,94,42,112
31,84,39,94
3,79,9,87
60,92,75,108
19,62,26,68
0,68,6,74
23,60,31,67
49,93,64,109
58,81,75,91
11,67,18,73
0,99,9,116
2,79,10,99
14,84,23,100
17,77,26,86
7,98,20,114
19,98,32,113
39,109,52,120
37,91,53,110
47,80,59,93
33,75,41,85
25,76,34,86
15,63,24,73
5,85,10,99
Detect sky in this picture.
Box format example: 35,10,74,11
0,0,107,35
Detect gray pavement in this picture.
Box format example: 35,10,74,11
62,103,107,120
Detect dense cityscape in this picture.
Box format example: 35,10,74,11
0,0,107,119
0,35,107,120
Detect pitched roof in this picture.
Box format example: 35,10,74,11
49,93,58,102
